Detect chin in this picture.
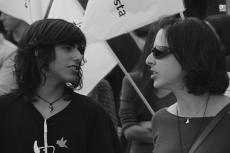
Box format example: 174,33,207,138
153,83,160,89
68,78,77,83
63,77,76,83
153,81,165,89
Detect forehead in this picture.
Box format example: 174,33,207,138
153,29,168,47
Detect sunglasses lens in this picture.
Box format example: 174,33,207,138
154,48,164,58
152,46,171,58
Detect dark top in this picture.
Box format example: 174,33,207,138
152,108,230,153
0,92,123,153
119,73,176,132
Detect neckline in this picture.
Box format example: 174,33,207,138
163,108,214,119
28,96,74,121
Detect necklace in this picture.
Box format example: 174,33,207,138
35,93,64,113
177,103,205,124
176,94,210,153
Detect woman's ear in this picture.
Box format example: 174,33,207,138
34,50,43,66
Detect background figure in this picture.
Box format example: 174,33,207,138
0,33,17,95
146,16,230,153
119,21,176,153
0,19,123,153
0,11,29,45
204,14,230,71
88,78,119,134
0,12,6,36
106,33,142,118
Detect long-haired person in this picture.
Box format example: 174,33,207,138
0,19,123,153
146,16,230,153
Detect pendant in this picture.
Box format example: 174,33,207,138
186,118,189,124
49,105,54,113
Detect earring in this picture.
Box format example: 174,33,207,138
35,50,39,57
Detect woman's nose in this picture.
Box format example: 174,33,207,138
146,53,155,66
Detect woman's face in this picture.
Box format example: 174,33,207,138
145,29,185,91
45,44,83,84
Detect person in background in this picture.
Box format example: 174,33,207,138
0,11,17,95
0,32,17,95
88,78,119,134
0,11,29,45
146,16,230,153
119,21,176,153
0,18,123,153
204,14,230,71
106,33,142,121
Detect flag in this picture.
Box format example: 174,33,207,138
81,0,185,43
0,0,50,24
48,0,118,95
48,0,84,24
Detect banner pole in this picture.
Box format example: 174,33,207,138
105,43,155,115
44,0,54,19
180,11,185,20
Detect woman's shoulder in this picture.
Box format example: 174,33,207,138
151,107,175,130
207,95,230,116
0,93,21,111
0,93,17,103
71,92,108,112
152,107,173,120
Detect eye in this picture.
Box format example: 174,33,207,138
62,46,72,50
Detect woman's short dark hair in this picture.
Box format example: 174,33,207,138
14,19,86,98
205,15,230,56
157,16,229,95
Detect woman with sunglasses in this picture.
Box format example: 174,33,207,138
119,21,176,153
146,16,230,153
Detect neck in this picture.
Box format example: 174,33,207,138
173,89,210,116
36,81,65,102
155,89,172,98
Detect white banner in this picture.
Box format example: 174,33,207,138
81,0,185,43
48,0,118,95
0,0,50,24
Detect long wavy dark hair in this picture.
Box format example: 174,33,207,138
13,19,86,100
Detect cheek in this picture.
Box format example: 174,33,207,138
163,60,183,79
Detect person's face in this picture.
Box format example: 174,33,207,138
0,12,21,31
145,29,185,90
45,44,83,84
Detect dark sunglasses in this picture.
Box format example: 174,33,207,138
151,46,172,59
